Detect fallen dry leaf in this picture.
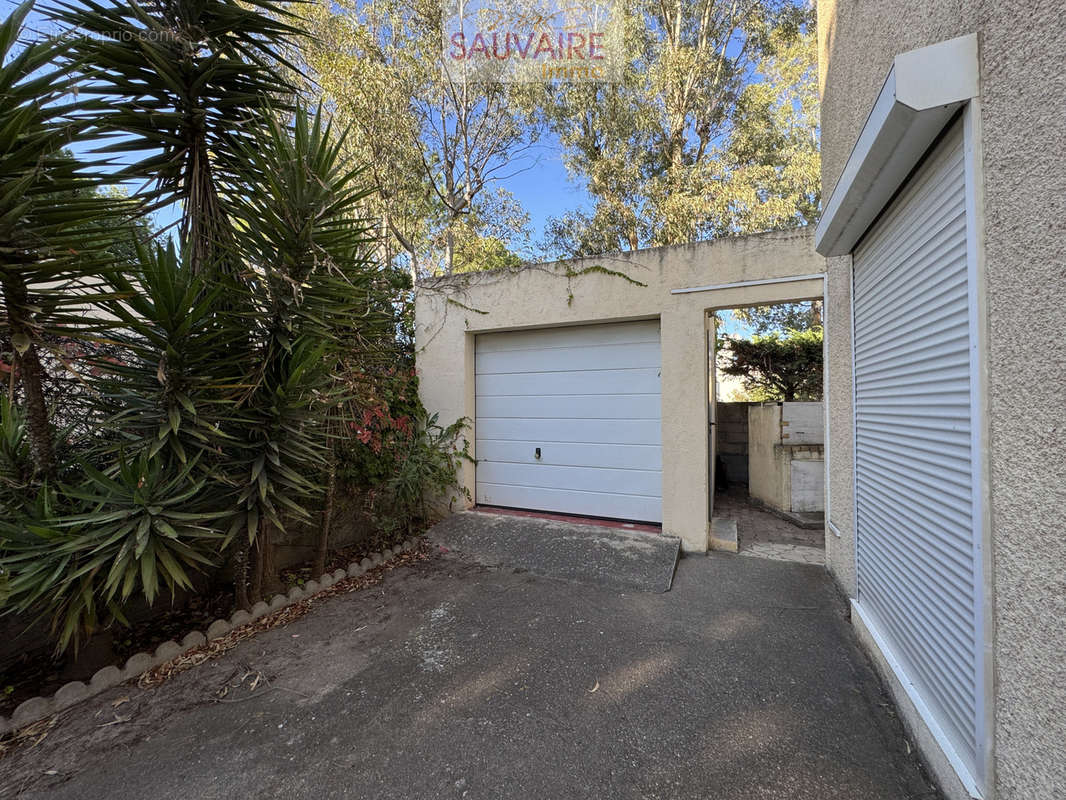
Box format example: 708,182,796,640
97,714,131,728
137,544,429,691
588,681,599,693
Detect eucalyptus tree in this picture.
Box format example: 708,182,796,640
302,0,538,277
543,0,818,255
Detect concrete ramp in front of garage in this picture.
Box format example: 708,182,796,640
427,510,681,593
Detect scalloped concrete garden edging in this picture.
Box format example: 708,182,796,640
0,538,422,737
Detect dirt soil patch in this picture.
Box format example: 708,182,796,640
0,535,410,716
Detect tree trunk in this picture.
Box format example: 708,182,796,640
13,343,54,477
811,301,823,327
233,542,250,610
313,459,337,578
251,520,283,600
250,535,264,605
259,531,281,597
2,273,55,477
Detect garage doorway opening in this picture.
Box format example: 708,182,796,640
474,320,664,526
708,299,825,562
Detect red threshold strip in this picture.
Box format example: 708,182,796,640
472,505,663,534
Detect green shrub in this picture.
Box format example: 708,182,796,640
377,413,470,536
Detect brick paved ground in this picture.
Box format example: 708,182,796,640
714,486,825,564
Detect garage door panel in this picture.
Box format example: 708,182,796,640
476,340,661,375
478,461,661,496
476,483,661,523
475,440,663,471
476,393,660,420
475,321,662,523
476,417,661,445
476,368,661,397
476,320,659,353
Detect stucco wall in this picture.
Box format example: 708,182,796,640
748,403,826,514
747,404,789,511
415,229,824,553
715,401,753,485
823,255,854,593
819,3,1066,798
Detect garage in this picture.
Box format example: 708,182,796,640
851,117,986,787
474,320,663,523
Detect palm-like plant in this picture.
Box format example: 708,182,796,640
91,240,243,467
48,0,305,275
40,0,318,608
226,107,378,339
0,396,36,516
1,0,432,644
0,451,223,651
0,237,250,651
0,2,134,478
220,106,388,602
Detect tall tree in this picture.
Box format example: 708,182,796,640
732,299,822,335
710,23,819,233
301,0,538,277
543,0,817,256
719,327,823,401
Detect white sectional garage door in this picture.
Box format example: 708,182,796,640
852,119,985,789
475,320,662,523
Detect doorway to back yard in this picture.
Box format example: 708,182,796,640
709,300,825,563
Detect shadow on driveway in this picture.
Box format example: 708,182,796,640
1,546,940,799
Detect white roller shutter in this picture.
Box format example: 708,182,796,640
852,119,985,790
475,320,662,523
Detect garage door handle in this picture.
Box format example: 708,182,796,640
535,447,541,460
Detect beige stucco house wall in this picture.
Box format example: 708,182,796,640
415,229,823,553
818,3,1066,799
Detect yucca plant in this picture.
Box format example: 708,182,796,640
219,106,388,602
225,338,333,602
0,396,36,517
0,1,136,479
48,0,306,277
0,236,234,651
225,106,378,340
40,0,319,607
90,239,244,468
0,450,224,652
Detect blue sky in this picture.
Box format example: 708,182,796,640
504,130,592,253
127,132,587,254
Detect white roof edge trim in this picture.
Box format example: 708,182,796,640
814,33,979,257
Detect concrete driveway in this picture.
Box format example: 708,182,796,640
1,532,940,799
